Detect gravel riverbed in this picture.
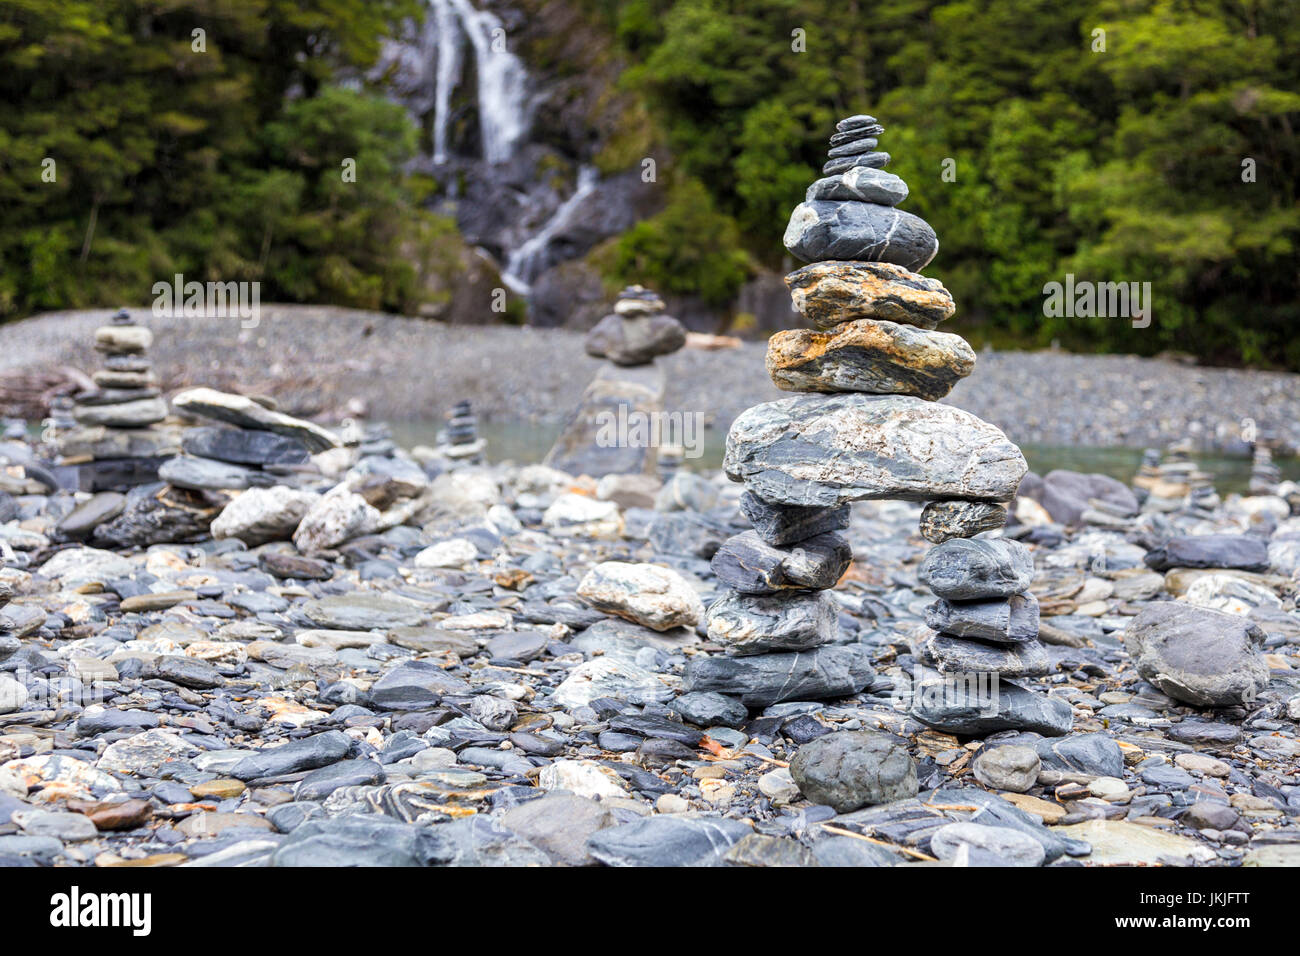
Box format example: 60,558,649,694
4,307,1299,453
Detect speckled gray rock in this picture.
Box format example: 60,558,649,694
683,644,874,706
1122,602,1269,707
789,731,918,812
784,201,938,272
924,592,1040,643
724,393,1027,507
705,589,839,656
710,530,851,594
498,793,617,867
919,629,1049,677
930,821,1046,867
972,745,1041,793
919,500,1008,543
739,491,849,546
919,537,1035,600
584,312,687,366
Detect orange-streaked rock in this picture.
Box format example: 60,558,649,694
766,319,974,400
785,260,954,329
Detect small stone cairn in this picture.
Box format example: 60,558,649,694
1136,439,1217,513
583,285,686,367
52,309,179,489
1249,435,1281,496
686,114,1070,734
437,399,486,462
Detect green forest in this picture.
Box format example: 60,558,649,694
2,0,1298,367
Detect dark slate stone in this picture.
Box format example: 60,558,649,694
925,592,1039,643
586,816,751,867
910,674,1072,737
683,644,874,706
1143,534,1270,572
229,730,353,781
181,426,311,466
710,530,851,594
668,691,748,729
784,200,937,272
919,537,1034,600
739,491,850,547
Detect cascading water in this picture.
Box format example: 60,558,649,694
429,0,462,165
383,1,603,308
501,165,599,295
435,0,530,166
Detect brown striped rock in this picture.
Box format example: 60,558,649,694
766,319,974,400
785,261,955,329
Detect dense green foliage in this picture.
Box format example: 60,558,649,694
3,0,1297,368
0,0,451,318
592,0,1300,367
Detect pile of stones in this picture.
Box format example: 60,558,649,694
436,399,485,463
546,285,683,478
690,114,1070,734
1249,438,1281,496
52,310,179,490
583,285,686,367
162,387,339,493
1135,440,1218,513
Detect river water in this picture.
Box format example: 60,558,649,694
386,420,1299,496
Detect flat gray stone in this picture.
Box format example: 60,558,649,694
724,393,1026,507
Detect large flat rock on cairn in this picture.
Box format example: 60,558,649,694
724,393,1027,507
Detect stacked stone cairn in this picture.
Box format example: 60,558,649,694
686,114,1070,735
437,399,485,462
53,309,179,489
583,285,686,367
545,285,684,478
1249,435,1281,496
161,387,339,493
1136,439,1217,513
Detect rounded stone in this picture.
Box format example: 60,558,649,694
789,730,918,813
972,745,1041,793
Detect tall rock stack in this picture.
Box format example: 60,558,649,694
544,285,686,478
53,309,179,490
688,114,1070,734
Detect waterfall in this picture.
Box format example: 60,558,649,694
432,0,529,166
429,0,462,165
501,165,599,294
